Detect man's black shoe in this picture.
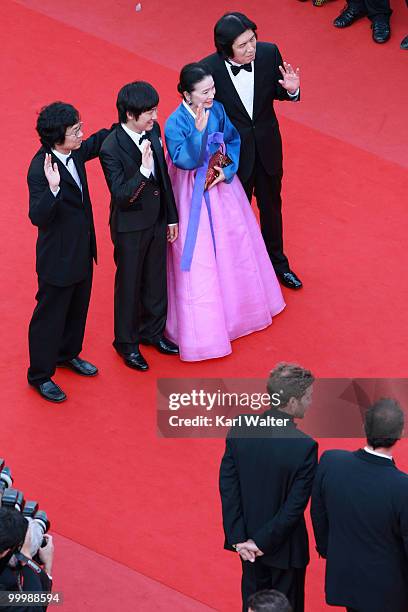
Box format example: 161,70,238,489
401,35,408,50
141,337,179,355
123,352,149,371
59,357,98,376
333,5,366,28
372,21,390,44
278,271,303,290
29,379,67,403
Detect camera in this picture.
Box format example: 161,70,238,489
0,461,13,496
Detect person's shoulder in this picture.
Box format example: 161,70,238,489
212,100,225,114
27,147,46,177
319,449,353,465
257,41,279,54
99,127,119,152
200,52,219,66
165,104,190,131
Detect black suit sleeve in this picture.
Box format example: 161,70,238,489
252,441,318,553
80,125,117,162
310,452,329,558
99,145,149,211
219,438,247,549
28,160,61,228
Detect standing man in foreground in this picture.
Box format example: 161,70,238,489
311,398,408,612
202,13,303,289
219,363,318,612
99,82,179,372
27,102,112,402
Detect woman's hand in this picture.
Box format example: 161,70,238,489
207,166,225,189
195,103,209,132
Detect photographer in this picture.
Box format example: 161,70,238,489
0,508,53,611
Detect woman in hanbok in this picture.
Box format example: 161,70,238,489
164,63,285,361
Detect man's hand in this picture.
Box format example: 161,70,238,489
235,538,264,563
141,140,154,170
278,61,300,94
20,524,33,559
195,104,209,133
207,166,225,190
38,534,54,576
167,224,179,243
44,153,60,192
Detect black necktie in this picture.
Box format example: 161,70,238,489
65,154,73,166
229,63,252,77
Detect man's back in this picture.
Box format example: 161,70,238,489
220,409,317,569
312,449,408,612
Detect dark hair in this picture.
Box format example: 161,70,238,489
0,508,28,554
177,63,213,100
267,363,314,407
247,589,292,612
364,398,404,449
36,101,79,148
116,81,159,123
214,12,257,58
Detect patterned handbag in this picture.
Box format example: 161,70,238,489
204,148,232,190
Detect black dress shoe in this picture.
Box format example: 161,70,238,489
123,352,149,371
401,35,408,50
59,357,98,376
372,21,390,44
333,5,366,28
141,336,179,355
278,271,303,290
29,379,66,403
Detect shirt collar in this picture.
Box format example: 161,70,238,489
182,100,196,119
121,122,145,144
225,58,254,68
52,149,72,163
364,446,393,460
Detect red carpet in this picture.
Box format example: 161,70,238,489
1,1,408,610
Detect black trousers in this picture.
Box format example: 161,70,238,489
241,154,289,274
111,217,167,354
28,266,93,384
348,0,392,20
241,559,306,612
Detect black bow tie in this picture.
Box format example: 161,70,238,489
229,62,252,76
138,133,149,144
65,154,73,166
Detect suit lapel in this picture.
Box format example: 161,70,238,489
51,151,81,193
252,46,265,122
117,125,142,163
148,125,165,184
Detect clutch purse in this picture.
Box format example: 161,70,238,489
204,148,233,190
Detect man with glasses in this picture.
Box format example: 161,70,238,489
27,102,113,402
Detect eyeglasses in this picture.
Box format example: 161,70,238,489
66,122,83,138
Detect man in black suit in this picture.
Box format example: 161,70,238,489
99,82,179,371
219,363,318,612
202,13,302,290
311,398,408,612
27,102,112,402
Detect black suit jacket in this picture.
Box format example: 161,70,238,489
202,43,297,183
311,449,408,612
99,123,178,233
219,408,318,569
28,128,111,287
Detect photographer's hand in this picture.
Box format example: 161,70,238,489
20,526,33,559
38,534,54,576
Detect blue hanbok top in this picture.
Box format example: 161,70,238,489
165,100,241,182
164,100,241,271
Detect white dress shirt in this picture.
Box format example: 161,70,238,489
121,123,154,178
225,59,300,119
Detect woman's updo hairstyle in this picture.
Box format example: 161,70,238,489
177,62,213,100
